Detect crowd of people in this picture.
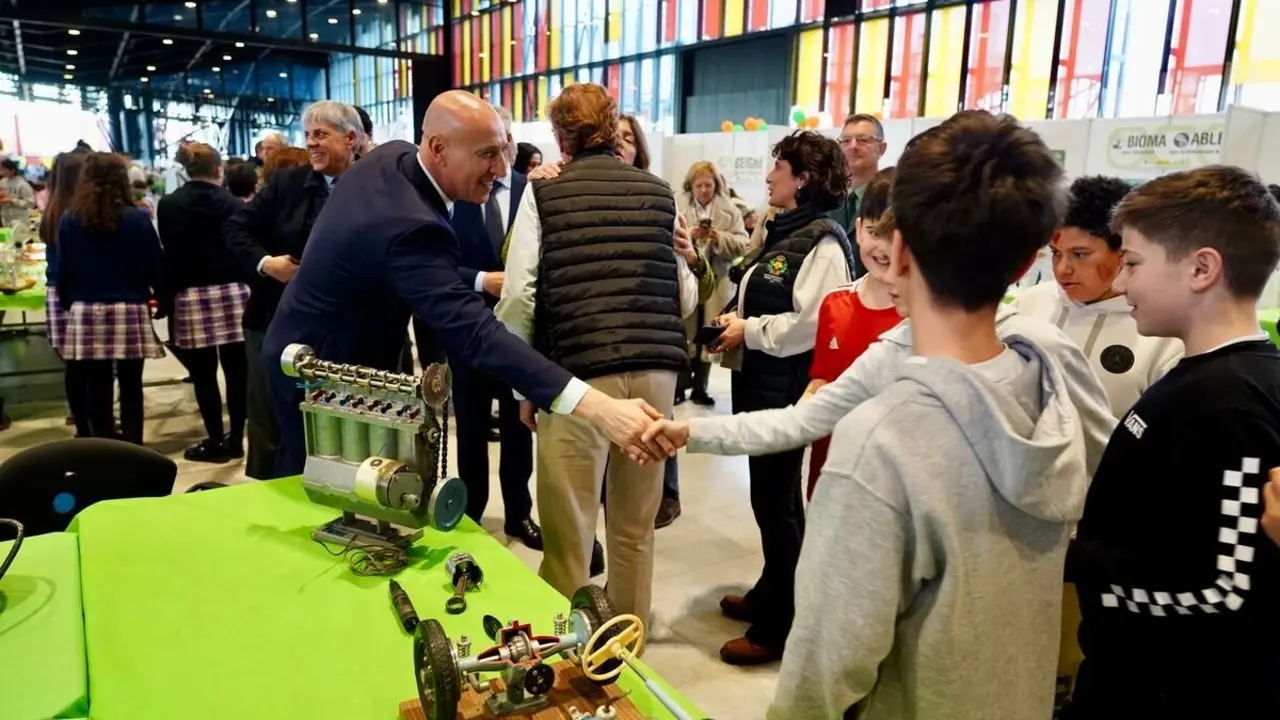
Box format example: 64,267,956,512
19,81,1280,719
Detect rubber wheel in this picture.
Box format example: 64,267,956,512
414,619,460,720
570,584,623,683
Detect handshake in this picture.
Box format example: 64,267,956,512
535,389,695,464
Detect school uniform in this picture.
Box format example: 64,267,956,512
56,206,165,443
1013,281,1183,419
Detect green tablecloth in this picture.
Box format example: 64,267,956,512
71,479,699,720
1259,308,1279,347
0,532,89,720
0,277,45,313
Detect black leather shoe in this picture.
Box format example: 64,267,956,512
590,540,606,577
691,391,715,407
654,497,681,529
223,434,245,459
505,517,543,550
487,428,501,442
673,392,688,406
184,438,235,464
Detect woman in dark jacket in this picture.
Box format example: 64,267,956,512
708,131,854,665
57,152,165,444
157,143,249,463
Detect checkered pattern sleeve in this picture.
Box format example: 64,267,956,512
1078,412,1280,618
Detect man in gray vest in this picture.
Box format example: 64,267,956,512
498,83,700,621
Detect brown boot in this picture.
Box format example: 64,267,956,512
719,636,782,666
719,594,753,623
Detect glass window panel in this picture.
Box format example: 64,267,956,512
771,0,796,29
964,0,1010,112
400,2,427,49
825,23,857,126
641,0,659,50
1007,0,1058,121
680,0,698,44
1168,0,1231,114
639,57,656,121
1227,0,1280,110
795,29,824,111
1052,0,1108,117
622,60,639,115
309,3,353,45
747,0,770,33
559,0,576,68
201,1,253,34
1102,0,1171,117
256,0,305,40
703,0,723,41
658,53,676,133
536,0,550,73
354,0,397,49
887,9,926,118
472,15,483,81
924,3,964,117
800,0,825,24
607,63,622,102
587,0,608,63
856,17,889,117
454,22,465,86
725,0,744,37
660,0,678,47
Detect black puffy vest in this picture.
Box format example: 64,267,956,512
738,216,853,409
532,150,687,380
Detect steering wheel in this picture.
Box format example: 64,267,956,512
581,613,645,682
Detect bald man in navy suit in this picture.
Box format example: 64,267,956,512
263,91,664,479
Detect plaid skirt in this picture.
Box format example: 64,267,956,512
45,285,67,354
173,282,249,349
63,301,166,361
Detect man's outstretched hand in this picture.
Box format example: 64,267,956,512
573,389,664,462
639,418,690,463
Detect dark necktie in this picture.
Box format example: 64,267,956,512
484,181,504,253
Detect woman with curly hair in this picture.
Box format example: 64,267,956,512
56,152,165,444
709,130,854,665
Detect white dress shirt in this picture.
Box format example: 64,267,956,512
736,235,852,357
472,170,511,294
497,185,701,398
416,155,589,414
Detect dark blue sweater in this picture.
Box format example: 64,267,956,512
56,206,164,307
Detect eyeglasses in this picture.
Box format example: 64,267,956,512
841,134,883,146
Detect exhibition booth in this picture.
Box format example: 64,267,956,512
6,104,1280,720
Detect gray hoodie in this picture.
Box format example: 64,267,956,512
768,337,1087,720
687,305,1117,476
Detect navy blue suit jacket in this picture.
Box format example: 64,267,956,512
452,171,526,292
262,142,573,477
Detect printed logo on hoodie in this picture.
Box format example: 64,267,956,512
1123,410,1148,440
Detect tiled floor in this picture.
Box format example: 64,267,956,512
0,350,779,719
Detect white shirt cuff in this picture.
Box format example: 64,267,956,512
474,271,487,293
510,377,590,414
256,256,269,276
550,377,591,414
743,316,762,350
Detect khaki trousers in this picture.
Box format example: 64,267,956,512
536,369,676,620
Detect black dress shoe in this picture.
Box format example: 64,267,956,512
184,438,236,464
690,391,715,407
505,517,543,550
654,497,681,529
590,539,606,577
487,428,501,442
224,434,245,459
673,391,688,406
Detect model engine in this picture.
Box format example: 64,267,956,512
280,343,467,548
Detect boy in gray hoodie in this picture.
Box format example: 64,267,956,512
769,111,1083,719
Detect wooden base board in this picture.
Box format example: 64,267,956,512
400,659,646,720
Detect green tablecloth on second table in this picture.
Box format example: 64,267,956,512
0,532,89,720
1258,308,1279,347
0,278,45,313
70,478,700,720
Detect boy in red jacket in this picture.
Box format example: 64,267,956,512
804,168,902,499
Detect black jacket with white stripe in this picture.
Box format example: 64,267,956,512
1069,339,1280,716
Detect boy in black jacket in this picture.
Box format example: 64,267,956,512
1064,166,1280,718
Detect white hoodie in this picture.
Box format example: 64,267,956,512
1012,281,1183,419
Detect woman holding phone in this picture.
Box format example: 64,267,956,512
675,161,749,406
